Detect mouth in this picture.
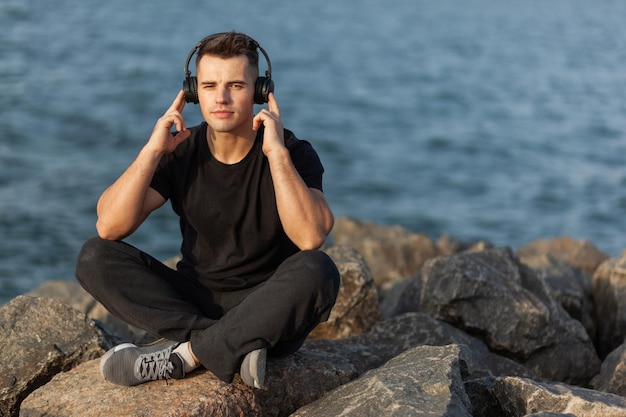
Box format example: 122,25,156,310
212,109,234,118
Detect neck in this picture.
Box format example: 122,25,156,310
206,127,256,164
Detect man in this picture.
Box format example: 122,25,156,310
75,31,340,389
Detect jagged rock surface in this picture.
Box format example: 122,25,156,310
3,218,626,416
308,244,382,339
290,344,473,417
332,216,440,285
466,376,626,416
0,296,103,417
419,246,600,384
593,256,626,358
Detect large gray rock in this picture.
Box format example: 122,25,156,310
466,376,626,417
0,296,104,417
593,254,626,358
378,273,423,319
331,217,440,285
419,247,600,385
306,312,537,380
308,244,383,339
27,279,152,346
518,253,596,341
290,344,473,417
590,339,626,396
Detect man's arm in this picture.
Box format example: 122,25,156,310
254,93,334,249
96,91,191,240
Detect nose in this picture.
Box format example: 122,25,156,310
215,85,229,104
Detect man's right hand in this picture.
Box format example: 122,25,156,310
147,90,191,154
95,90,190,240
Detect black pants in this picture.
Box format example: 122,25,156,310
75,237,340,383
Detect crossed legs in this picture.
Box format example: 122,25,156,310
75,237,340,383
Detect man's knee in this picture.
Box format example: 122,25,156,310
289,250,340,310
76,236,102,287
75,236,121,290
293,248,337,279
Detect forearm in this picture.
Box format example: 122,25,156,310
96,146,163,240
268,148,334,249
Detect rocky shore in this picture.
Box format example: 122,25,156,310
3,216,626,416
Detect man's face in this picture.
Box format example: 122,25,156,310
196,54,257,134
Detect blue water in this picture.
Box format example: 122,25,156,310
2,0,626,304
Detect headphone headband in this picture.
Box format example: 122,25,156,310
182,32,274,104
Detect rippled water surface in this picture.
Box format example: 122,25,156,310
2,0,626,303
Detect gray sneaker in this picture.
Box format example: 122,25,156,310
239,348,266,388
100,339,185,386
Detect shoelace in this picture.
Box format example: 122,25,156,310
135,346,175,382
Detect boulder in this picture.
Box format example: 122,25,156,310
308,244,383,339
590,339,626,396
378,273,423,319
290,344,473,417
307,312,537,380
419,247,600,385
331,217,440,285
466,376,626,417
20,349,358,417
26,280,152,346
517,253,596,341
593,254,626,358
437,233,493,255
517,236,610,275
0,296,104,417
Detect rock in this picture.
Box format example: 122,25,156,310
8,219,626,416
466,376,626,416
0,296,104,417
517,236,610,275
419,247,600,385
590,340,626,396
331,217,440,285
26,280,152,346
20,348,358,417
517,253,596,342
289,344,473,417
306,312,537,381
593,254,626,358
437,233,493,255
378,273,423,319
308,244,383,339
18,308,534,417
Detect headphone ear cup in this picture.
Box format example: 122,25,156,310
254,77,275,104
183,76,198,104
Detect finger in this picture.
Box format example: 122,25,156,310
167,90,187,113
172,113,187,133
252,111,264,131
267,93,280,117
174,127,191,144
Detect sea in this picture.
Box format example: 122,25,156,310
2,0,626,305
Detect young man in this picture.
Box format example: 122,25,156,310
75,32,340,389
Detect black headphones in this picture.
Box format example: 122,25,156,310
182,33,274,105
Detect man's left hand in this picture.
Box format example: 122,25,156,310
253,93,285,156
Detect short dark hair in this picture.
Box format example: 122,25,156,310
196,31,259,74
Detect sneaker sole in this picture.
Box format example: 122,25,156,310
248,348,267,389
99,343,136,379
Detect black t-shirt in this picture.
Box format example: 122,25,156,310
149,122,325,290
